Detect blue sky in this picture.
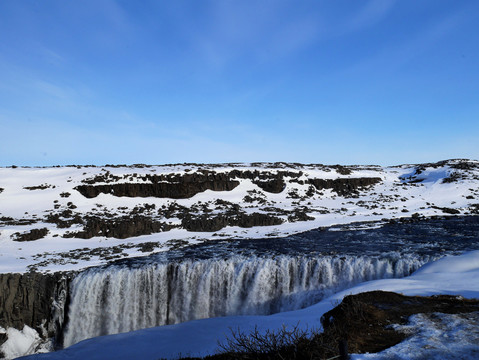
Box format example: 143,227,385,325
0,0,478,166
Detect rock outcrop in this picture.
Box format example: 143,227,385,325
74,180,240,199
63,216,175,239
0,272,70,348
181,212,284,232
309,177,382,196
11,228,49,242
74,170,302,199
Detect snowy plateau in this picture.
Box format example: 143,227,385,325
0,159,479,359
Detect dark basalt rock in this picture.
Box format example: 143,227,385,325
181,213,284,232
235,212,284,228
442,172,461,183
253,179,286,193
432,206,461,215
321,291,479,355
45,211,83,228
0,217,38,226
309,177,382,196
288,210,315,222
12,228,49,242
23,184,55,190
181,214,229,232
331,165,352,175
0,272,70,347
75,179,240,199
63,215,175,239
75,170,303,198
450,160,478,171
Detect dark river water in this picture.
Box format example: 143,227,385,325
119,215,479,265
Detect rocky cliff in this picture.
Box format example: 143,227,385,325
0,272,70,350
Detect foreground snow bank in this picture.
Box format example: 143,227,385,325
18,251,479,360
353,312,479,360
0,326,51,360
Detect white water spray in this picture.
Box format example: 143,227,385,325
64,254,431,346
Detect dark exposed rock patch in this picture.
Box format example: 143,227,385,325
43,201,272,238
0,216,38,226
75,170,381,201
331,165,352,175
450,160,479,171
81,172,123,184
243,194,267,204
404,160,478,179
321,291,479,355
309,177,382,196
442,172,462,183
181,213,284,232
76,170,303,198
45,211,83,228
253,179,285,193
0,187,3,194
75,179,240,199
63,215,176,239
287,209,315,222
12,228,49,242
0,272,71,348
432,206,461,215
23,184,55,190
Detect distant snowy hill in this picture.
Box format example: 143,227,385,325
1,159,478,273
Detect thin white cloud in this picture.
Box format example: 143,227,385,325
33,80,73,100
340,7,475,76
258,16,320,61
35,45,66,66
345,0,396,33
187,1,322,69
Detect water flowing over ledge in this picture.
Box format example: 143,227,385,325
64,253,432,346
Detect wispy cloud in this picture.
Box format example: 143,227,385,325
345,0,396,34
33,80,74,100
340,6,476,76
186,1,322,69
184,0,396,70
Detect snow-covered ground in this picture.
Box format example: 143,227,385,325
1,160,479,359
354,312,479,360
8,250,479,360
1,159,478,273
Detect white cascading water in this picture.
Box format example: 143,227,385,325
63,254,431,346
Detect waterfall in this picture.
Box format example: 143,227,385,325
63,254,431,347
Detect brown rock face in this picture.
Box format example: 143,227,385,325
253,179,286,193
63,216,174,239
181,213,284,232
75,172,242,199
75,180,240,199
0,272,70,346
321,290,479,354
309,177,382,196
74,170,299,199
12,228,49,242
